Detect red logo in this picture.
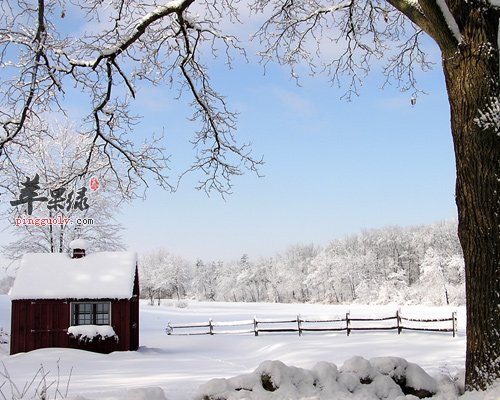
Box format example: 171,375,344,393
89,177,100,192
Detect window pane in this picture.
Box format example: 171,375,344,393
95,302,110,325
96,303,109,313
78,314,91,325
96,314,109,325
81,303,92,313
72,303,88,325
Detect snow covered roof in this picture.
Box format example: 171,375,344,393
10,252,137,300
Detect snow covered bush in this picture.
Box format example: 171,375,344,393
196,357,463,400
175,300,189,308
0,327,7,344
0,327,8,356
67,325,118,343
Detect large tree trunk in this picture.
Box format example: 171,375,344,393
441,9,500,391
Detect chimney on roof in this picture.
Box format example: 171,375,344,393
69,238,89,259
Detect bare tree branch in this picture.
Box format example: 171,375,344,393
250,0,432,98
0,0,262,198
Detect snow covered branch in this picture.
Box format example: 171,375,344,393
434,0,463,43
250,0,430,98
0,0,58,149
0,0,262,197
175,11,262,194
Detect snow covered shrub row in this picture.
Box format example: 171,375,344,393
196,357,463,400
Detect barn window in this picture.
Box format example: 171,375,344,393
71,302,110,325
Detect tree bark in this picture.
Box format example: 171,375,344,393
440,8,500,390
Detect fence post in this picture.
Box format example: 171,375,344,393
397,309,401,335
297,315,302,337
254,316,258,336
209,318,213,335
346,312,351,336
452,312,456,337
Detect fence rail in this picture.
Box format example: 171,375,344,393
166,311,457,337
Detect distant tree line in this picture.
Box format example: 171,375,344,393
140,220,464,306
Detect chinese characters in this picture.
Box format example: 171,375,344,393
10,174,90,215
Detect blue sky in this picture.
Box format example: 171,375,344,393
114,45,457,262
0,10,458,265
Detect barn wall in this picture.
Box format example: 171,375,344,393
111,299,130,351
11,293,139,355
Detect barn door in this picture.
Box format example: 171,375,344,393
28,302,69,351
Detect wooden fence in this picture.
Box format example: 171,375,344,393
166,311,457,337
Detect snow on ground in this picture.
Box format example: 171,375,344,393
0,296,472,399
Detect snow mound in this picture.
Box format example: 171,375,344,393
196,357,458,400
370,357,438,394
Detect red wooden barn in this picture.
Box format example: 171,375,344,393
9,240,139,355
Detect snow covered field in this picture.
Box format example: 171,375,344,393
0,296,472,399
